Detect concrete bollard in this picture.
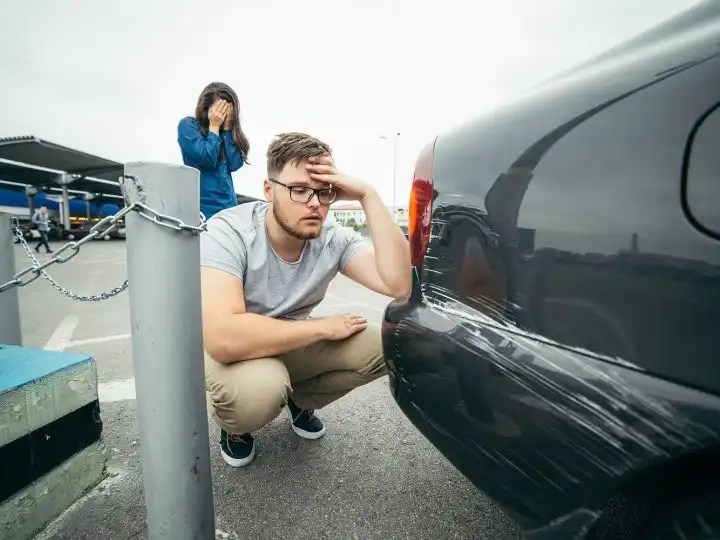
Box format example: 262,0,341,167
123,163,215,539
0,212,22,345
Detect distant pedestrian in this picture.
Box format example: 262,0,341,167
177,82,250,219
32,206,53,253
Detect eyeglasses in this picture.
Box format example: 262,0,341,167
269,179,337,206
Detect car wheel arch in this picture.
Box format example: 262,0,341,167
588,447,720,539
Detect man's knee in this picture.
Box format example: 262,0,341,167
205,355,290,433
347,326,388,379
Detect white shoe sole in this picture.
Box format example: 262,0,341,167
287,407,327,440
220,444,256,467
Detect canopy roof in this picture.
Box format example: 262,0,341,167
0,136,123,197
0,179,123,203
0,135,253,203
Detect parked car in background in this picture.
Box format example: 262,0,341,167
11,222,33,244
12,220,67,243
64,216,125,241
382,2,720,539
236,193,262,206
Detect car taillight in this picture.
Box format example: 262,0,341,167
408,139,436,267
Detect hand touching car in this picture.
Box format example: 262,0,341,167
317,313,368,340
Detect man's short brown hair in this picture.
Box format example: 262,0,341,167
266,132,332,177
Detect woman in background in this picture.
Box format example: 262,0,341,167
178,82,250,218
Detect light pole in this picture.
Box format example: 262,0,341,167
380,132,400,221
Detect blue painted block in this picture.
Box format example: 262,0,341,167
0,345,92,394
0,345,105,540
0,345,98,448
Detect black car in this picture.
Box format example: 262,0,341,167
11,222,32,243
382,3,720,539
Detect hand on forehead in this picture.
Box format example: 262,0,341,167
281,158,329,184
308,154,334,166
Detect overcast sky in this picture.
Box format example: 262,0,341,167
0,0,702,207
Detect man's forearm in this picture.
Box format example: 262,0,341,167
205,312,328,364
361,190,412,295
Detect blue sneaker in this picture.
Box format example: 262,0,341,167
220,430,256,467
287,398,326,440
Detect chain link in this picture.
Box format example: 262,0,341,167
134,202,208,234
1,174,206,300
6,216,129,301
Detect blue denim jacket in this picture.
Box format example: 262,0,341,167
177,116,245,218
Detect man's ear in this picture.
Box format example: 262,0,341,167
263,179,273,202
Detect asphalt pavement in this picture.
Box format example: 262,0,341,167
11,239,521,539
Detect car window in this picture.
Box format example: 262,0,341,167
684,104,720,237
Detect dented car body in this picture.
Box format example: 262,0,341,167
382,2,720,538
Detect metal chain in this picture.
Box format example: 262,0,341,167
7,214,131,301
1,174,206,299
134,202,208,234
119,174,208,234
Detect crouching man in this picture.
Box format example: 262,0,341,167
200,132,411,467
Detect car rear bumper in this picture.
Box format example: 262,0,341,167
382,293,720,536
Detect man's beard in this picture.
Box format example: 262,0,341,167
273,204,321,240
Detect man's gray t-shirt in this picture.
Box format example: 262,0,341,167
200,201,368,320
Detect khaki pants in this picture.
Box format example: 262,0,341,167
204,325,387,434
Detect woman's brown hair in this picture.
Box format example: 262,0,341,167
194,82,250,163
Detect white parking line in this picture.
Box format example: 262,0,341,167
65,333,131,349
98,378,136,402
44,315,79,351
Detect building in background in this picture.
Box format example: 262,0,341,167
328,202,408,238
328,201,408,231
394,207,408,229
329,201,366,228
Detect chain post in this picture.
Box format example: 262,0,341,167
124,162,215,539
0,170,212,535
0,212,22,344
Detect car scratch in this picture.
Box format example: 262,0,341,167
416,285,718,478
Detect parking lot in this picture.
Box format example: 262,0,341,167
12,239,521,539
